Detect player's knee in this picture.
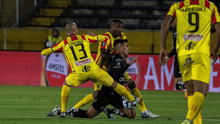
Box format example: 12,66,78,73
111,81,118,88
127,80,136,90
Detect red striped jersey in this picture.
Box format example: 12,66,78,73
51,34,109,73
167,0,220,56
95,32,127,67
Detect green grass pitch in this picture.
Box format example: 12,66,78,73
0,85,219,124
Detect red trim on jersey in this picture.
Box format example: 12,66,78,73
212,12,217,24
70,35,78,41
88,38,97,43
190,0,199,5
63,39,68,45
100,37,108,49
95,55,101,64
81,35,86,40
52,42,63,52
205,0,210,8
103,33,111,39
173,12,176,18
179,1,185,8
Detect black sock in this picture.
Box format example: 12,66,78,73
71,109,88,118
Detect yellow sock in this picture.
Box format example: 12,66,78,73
131,87,147,112
114,83,135,102
74,93,94,109
193,112,202,124
186,92,205,121
61,85,71,112
184,91,188,99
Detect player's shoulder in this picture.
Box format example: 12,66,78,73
103,32,111,36
209,1,218,9
121,32,127,38
169,1,184,9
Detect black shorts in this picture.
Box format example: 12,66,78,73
174,55,182,78
92,87,124,112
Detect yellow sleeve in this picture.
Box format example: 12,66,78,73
211,3,220,24
41,48,53,55
84,34,109,44
167,3,178,17
51,39,67,52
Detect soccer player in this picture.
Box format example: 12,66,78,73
167,20,185,91
160,0,220,124
73,19,159,119
47,39,136,118
41,22,136,117
67,39,136,118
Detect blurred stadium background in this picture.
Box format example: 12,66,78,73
0,0,220,124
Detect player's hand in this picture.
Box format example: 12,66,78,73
41,48,53,56
211,49,218,64
127,56,137,65
159,48,169,66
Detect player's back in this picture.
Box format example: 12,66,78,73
63,35,98,73
169,0,220,56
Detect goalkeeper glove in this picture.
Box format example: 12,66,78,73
175,81,186,90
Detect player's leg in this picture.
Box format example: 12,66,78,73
126,78,147,112
94,68,135,102
126,79,159,118
60,73,82,117
111,92,136,119
124,72,147,110
180,54,210,124
73,84,101,109
184,80,208,123
193,112,202,124
60,83,71,116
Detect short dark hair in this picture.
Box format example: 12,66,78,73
111,19,124,25
114,39,128,47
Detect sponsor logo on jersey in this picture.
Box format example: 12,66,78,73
184,34,203,41
75,58,92,66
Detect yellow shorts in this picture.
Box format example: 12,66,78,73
178,54,211,84
93,65,107,91
66,67,114,87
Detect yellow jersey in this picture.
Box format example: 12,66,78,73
95,32,127,66
167,0,220,56
51,34,108,73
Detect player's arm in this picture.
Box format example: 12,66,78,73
160,3,176,66
169,48,176,58
98,35,112,63
211,4,220,63
84,34,108,44
41,40,66,55
160,16,173,65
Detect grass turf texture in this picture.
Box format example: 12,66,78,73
0,85,219,124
